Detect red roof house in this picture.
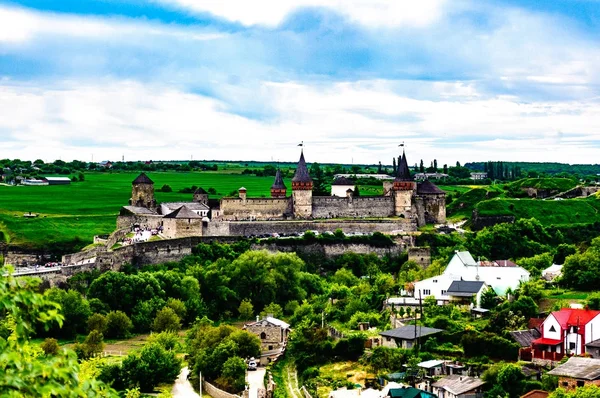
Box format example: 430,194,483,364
531,309,600,364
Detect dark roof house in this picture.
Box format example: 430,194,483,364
332,176,354,186
416,180,445,195
380,326,443,349
133,173,154,185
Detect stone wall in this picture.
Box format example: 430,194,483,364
163,218,204,239
471,209,515,231
220,197,292,220
254,241,408,259
420,195,446,224
556,186,600,199
557,377,600,392
311,196,394,219
4,252,42,267
226,219,416,237
408,247,431,268
203,380,242,398
62,246,107,266
246,321,286,351
116,214,164,230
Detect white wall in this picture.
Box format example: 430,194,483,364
331,185,355,197
542,314,562,341
585,314,600,347
413,275,453,301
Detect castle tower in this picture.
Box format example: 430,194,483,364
193,187,209,205
271,169,287,198
129,172,157,209
393,150,416,217
291,150,313,218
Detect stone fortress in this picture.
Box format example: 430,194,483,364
117,149,446,239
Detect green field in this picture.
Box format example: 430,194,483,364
0,171,291,250
507,177,578,192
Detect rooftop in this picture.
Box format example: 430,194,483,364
162,202,210,211
292,150,312,183
431,375,485,396
446,280,485,295
548,357,600,380
395,151,413,182
246,316,290,329
163,205,203,219
271,169,287,190
509,329,541,347
380,326,443,340
132,172,154,185
416,180,445,195
332,176,355,186
120,206,158,216
550,308,600,328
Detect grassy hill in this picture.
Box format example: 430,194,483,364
507,177,578,192
475,197,600,226
445,187,503,219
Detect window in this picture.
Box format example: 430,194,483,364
260,332,267,340
577,381,585,387
549,325,556,332
569,342,576,350
441,290,447,295
433,280,438,283
562,382,569,387
423,289,431,296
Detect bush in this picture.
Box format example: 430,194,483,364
147,331,179,351
88,313,108,334
159,184,172,193
106,310,133,339
121,343,181,392
40,338,60,356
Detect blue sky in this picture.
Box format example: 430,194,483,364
1,0,599,165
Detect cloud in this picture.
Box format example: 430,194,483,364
2,79,600,165
156,0,448,28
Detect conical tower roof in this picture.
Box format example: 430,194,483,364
132,172,154,185
271,168,287,189
395,151,413,181
164,205,202,219
292,150,312,183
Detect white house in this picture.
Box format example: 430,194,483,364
412,252,529,303
161,202,210,218
542,264,563,281
331,177,355,197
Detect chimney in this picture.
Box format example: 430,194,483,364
256,315,260,322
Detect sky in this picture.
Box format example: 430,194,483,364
1,1,600,166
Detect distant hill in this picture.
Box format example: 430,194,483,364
465,161,600,176
507,177,578,192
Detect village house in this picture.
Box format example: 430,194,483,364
445,280,487,307
431,375,485,398
520,391,549,398
244,316,290,352
379,326,443,349
527,308,600,365
547,357,600,391
330,176,355,197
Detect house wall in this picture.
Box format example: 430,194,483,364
311,196,395,219
246,322,287,351
331,185,355,197
162,218,204,239
219,197,292,220
408,247,431,268
585,315,600,348
413,275,453,302
542,314,562,342
565,332,584,355
381,336,399,348
293,190,313,219
557,377,600,391
130,183,155,209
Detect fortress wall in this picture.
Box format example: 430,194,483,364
61,246,106,265
312,196,395,219
220,197,292,220
253,241,409,258
204,221,231,236
227,219,416,236
116,214,164,230
420,195,446,224
163,218,204,239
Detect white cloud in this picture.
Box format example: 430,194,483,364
2,79,600,165
0,6,224,44
158,0,447,27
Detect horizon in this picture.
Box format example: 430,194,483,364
1,1,600,164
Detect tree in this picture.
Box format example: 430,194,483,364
238,299,254,320
0,270,117,396
218,356,246,392
152,307,181,332
310,163,329,196
480,287,499,310
88,313,108,334
40,338,60,356
84,330,105,357
106,311,133,339
159,184,172,192
550,385,600,398
166,298,187,323
260,302,283,319
121,342,181,392
497,363,526,397
586,293,600,310
147,331,179,351
419,159,425,173
433,159,438,172
45,288,92,338
392,158,397,174
443,164,448,174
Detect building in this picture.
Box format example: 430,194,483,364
414,173,449,181
244,316,290,352
520,391,549,398
43,177,71,185
417,360,445,377
445,280,487,308
161,206,205,239
379,326,443,349
431,375,485,398
547,357,600,391
116,148,446,239
388,387,437,398
530,308,600,365
331,176,355,197
541,264,563,282
470,172,487,180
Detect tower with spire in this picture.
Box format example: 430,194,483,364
271,168,287,198
129,172,157,210
291,149,313,218
393,150,416,217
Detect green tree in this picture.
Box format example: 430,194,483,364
238,299,254,320
260,302,283,319
88,313,108,334
83,330,105,357
106,310,133,339
218,356,246,392
159,184,172,192
497,363,526,397
147,331,179,351
45,288,92,338
152,307,181,332
562,237,600,290
310,163,329,196
166,298,187,323
121,342,181,392
550,385,600,398
480,287,499,310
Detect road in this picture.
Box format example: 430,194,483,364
247,367,266,398
172,367,200,398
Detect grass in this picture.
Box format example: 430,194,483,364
447,188,503,219
316,361,375,398
0,171,291,249
507,177,578,192
475,197,600,226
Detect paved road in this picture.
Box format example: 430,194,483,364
247,367,266,398
172,367,200,398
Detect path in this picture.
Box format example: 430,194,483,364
284,363,302,398
172,367,200,398
247,367,266,398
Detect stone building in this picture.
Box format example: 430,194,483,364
244,316,290,351
548,357,600,391
116,148,446,239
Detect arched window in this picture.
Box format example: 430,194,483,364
260,332,267,340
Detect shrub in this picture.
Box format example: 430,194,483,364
152,307,181,332
40,338,60,356
106,311,133,339
88,313,108,334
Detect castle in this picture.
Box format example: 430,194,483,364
117,149,445,238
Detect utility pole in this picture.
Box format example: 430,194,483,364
199,370,202,397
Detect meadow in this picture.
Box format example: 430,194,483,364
0,171,290,250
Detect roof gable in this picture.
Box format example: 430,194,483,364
164,205,203,219
549,309,600,329
271,169,287,189
132,172,154,185
446,280,485,294
379,326,443,340
416,180,445,195
292,150,312,183
548,357,600,380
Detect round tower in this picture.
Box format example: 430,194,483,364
129,172,157,209
292,150,313,218
271,168,287,198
